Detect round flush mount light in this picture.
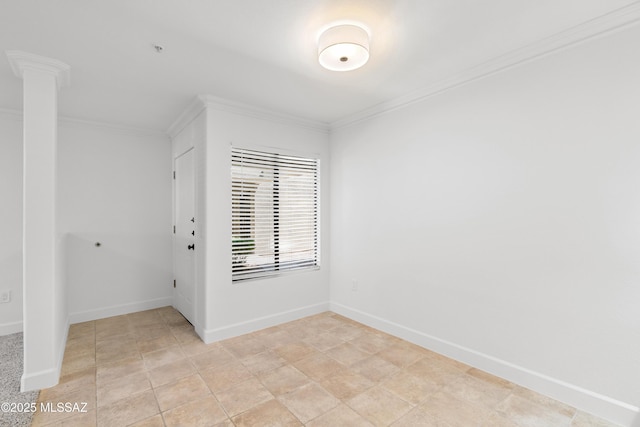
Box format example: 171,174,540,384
318,24,369,71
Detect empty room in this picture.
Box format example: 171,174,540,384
1,1,639,426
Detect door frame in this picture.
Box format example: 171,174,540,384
172,147,197,325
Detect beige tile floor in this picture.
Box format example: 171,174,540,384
31,307,619,427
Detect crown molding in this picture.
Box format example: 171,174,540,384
0,108,23,121
59,116,168,139
331,1,640,130
166,97,207,139
0,108,166,138
200,95,330,134
5,50,70,89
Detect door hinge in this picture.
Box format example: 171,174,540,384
173,279,176,288
173,225,176,234
173,171,176,179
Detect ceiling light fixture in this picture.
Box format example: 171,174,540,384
318,24,369,72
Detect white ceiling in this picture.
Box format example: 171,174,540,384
0,0,637,132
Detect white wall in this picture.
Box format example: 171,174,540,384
0,114,24,334
0,115,173,328
330,25,640,424
58,122,173,322
198,99,331,341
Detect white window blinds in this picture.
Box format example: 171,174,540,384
231,147,319,281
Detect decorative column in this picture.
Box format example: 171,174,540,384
6,51,70,391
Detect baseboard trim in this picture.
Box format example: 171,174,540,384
329,302,638,427
21,317,69,392
201,302,331,344
68,297,173,324
0,320,23,336
21,367,59,392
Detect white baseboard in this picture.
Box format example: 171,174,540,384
68,297,173,324
330,302,639,427
201,301,330,344
21,317,69,392
0,320,23,336
21,367,60,392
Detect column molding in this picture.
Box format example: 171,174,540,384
6,50,70,88
6,50,70,391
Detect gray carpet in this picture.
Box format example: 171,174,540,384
0,333,39,427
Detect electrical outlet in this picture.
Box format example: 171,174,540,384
351,279,358,292
0,290,11,304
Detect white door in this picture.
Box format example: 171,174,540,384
173,148,195,324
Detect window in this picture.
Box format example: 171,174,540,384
231,147,319,281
